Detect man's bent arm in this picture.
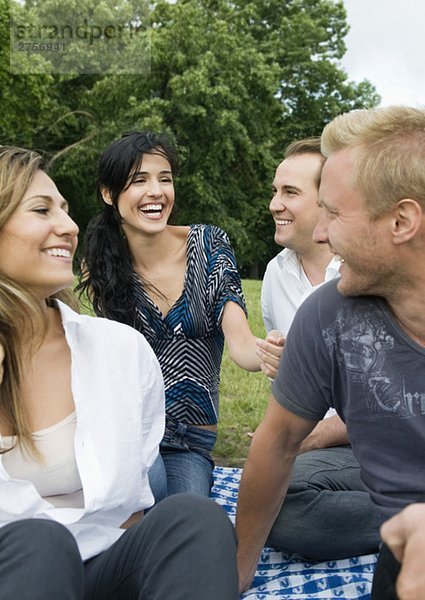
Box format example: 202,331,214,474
236,396,317,592
298,414,349,454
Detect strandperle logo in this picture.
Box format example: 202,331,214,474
14,19,141,46
9,1,151,75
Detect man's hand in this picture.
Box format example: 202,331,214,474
237,552,260,594
380,504,425,600
256,330,285,380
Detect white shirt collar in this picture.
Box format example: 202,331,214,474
276,248,341,283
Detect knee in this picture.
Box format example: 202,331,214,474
146,494,236,546
149,493,212,519
1,519,80,561
0,520,83,598
184,494,232,528
158,493,227,521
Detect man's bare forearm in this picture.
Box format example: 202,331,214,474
298,414,349,454
236,399,316,592
236,427,296,591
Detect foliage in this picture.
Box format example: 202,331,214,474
0,0,59,147
1,0,380,271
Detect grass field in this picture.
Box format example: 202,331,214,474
214,279,271,467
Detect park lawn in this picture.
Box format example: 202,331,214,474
214,279,271,467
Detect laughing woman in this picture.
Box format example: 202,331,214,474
78,131,283,498
0,146,239,600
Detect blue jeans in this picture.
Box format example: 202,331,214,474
267,446,383,559
148,416,217,500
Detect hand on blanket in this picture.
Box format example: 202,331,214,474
237,552,259,593
380,503,425,600
256,329,285,380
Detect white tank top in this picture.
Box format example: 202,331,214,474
1,411,84,508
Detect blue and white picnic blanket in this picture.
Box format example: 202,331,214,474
211,466,377,600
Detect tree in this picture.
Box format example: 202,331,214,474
0,0,59,147
2,0,380,272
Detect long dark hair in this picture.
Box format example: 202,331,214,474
77,132,179,325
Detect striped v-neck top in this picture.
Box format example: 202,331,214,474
131,224,247,425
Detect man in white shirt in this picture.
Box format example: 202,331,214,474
262,137,340,336
258,138,382,560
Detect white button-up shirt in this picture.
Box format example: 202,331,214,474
0,301,165,560
261,248,341,336
262,249,340,419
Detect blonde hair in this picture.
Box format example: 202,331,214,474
321,106,425,217
0,146,79,455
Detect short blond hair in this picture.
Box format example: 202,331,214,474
321,106,425,217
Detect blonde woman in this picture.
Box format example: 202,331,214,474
0,146,238,599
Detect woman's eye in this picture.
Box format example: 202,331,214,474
33,207,49,214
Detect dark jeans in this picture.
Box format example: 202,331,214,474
0,494,238,600
267,446,383,559
372,544,401,600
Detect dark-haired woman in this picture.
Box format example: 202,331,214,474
78,131,283,498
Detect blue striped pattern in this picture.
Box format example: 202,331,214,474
131,224,246,425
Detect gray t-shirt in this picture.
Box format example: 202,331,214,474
273,280,425,518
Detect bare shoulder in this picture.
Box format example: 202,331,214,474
166,224,190,240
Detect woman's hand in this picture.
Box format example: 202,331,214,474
256,330,285,380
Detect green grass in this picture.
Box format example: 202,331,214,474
214,279,271,467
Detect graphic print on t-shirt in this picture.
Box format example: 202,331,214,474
323,303,425,419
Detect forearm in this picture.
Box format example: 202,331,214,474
227,333,262,372
236,422,299,591
222,302,284,374
298,414,349,454
236,458,295,591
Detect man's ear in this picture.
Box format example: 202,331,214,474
390,199,423,244
100,186,113,206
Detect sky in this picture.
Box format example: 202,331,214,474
341,0,425,107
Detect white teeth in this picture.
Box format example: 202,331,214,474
140,204,162,212
276,219,293,226
46,248,71,258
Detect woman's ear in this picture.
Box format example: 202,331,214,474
100,186,113,206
